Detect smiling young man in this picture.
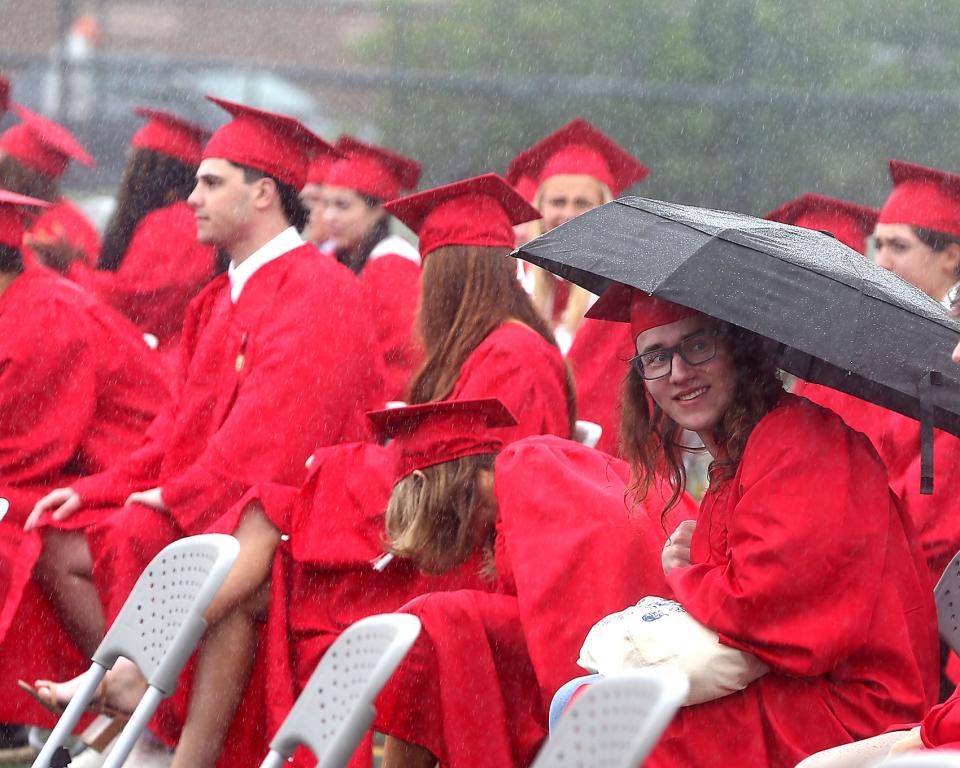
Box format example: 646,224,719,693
26,97,386,767
586,287,938,767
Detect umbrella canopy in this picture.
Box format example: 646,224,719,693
515,197,960,491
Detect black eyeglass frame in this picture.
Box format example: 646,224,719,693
629,328,723,381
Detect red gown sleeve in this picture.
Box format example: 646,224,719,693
668,402,894,676
360,254,423,402
922,691,960,749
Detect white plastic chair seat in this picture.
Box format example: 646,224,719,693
260,613,421,768
935,549,960,654
532,668,688,768
32,534,239,768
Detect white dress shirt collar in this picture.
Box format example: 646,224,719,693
228,227,304,303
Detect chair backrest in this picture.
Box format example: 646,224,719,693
531,668,689,768
266,613,421,767
93,533,240,693
935,549,960,655
573,420,603,449
883,752,960,767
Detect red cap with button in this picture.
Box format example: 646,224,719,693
384,173,541,258
0,105,95,178
367,398,517,481
201,96,338,190
509,118,648,197
0,189,51,249
324,136,421,201
131,107,210,167
878,159,960,239
765,193,878,255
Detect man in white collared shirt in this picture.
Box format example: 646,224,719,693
27,100,386,765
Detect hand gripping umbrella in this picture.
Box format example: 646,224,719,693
514,197,960,493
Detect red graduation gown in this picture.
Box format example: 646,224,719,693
648,394,938,768
67,202,217,354
921,689,960,749
74,243,385,622
23,198,101,268
359,237,424,402
449,322,571,442
0,268,163,725
374,436,697,768
148,441,489,768
796,381,960,582
566,317,634,455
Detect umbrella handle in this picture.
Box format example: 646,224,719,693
919,371,942,496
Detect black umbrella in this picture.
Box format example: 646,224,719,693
515,197,960,493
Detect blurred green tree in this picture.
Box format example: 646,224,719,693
361,0,960,215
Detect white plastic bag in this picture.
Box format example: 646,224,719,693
578,596,769,705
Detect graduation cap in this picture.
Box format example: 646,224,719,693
0,105,95,178
202,96,338,190
0,188,51,248
384,173,541,258
325,136,422,201
765,193,878,255
878,159,960,239
587,282,696,336
505,147,541,203
304,151,335,186
131,106,210,167
508,117,649,197
367,398,517,481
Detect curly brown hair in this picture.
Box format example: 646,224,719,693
620,322,783,512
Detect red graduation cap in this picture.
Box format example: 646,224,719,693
325,136,422,201
0,75,9,115
878,159,960,239
131,106,210,167
201,96,338,191
505,148,540,203
765,193,878,255
586,282,696,337
367,398,517,480
510,118,649,197
304,152,335,186
383,173,541,258
0,189,51,249
0,105,95,178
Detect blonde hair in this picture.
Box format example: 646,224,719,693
385,453,496,575
529,178,613,335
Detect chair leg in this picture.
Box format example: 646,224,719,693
101,685,166,768
259,749,288,768
32,664,107,768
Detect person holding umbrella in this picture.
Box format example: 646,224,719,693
577,288,937,766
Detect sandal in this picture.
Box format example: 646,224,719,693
18,679,130,752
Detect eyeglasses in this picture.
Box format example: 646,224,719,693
629,329,721,381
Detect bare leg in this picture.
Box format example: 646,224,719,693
168,503,281,768
33,529,104,656
382,736,438,768
170,583,269,768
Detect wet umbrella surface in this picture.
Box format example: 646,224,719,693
516,196,960,490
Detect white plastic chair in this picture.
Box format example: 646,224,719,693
531,668,689,768
884,752,960,767
32,534,239,768
935,549,960,654
259,613,421,768
573,420,603,449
